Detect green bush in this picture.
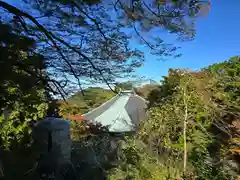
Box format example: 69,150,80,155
108,57,240,180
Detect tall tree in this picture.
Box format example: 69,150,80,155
0,22,49,148
0,0,210,96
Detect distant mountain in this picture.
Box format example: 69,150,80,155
69,87,115,109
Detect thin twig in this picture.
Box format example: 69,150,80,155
71,0,107,40
133,25,154,50
113,0,120,11
0,1,102,94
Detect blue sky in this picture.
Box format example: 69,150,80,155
4,0,240,83
135,0,240,81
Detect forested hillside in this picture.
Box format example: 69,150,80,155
1,56,239,180
108,56,240,180
58,87,115,116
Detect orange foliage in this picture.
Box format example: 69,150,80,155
63,114,86,121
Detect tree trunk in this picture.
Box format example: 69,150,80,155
183,84,188,173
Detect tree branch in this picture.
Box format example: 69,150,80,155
133,25,154,50
113,0,120,11
0,1,116,93
71,0,107,41
183,81,188,173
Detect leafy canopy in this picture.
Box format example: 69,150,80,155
0,22,49,149
109,56,240,180
0,0,210,94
